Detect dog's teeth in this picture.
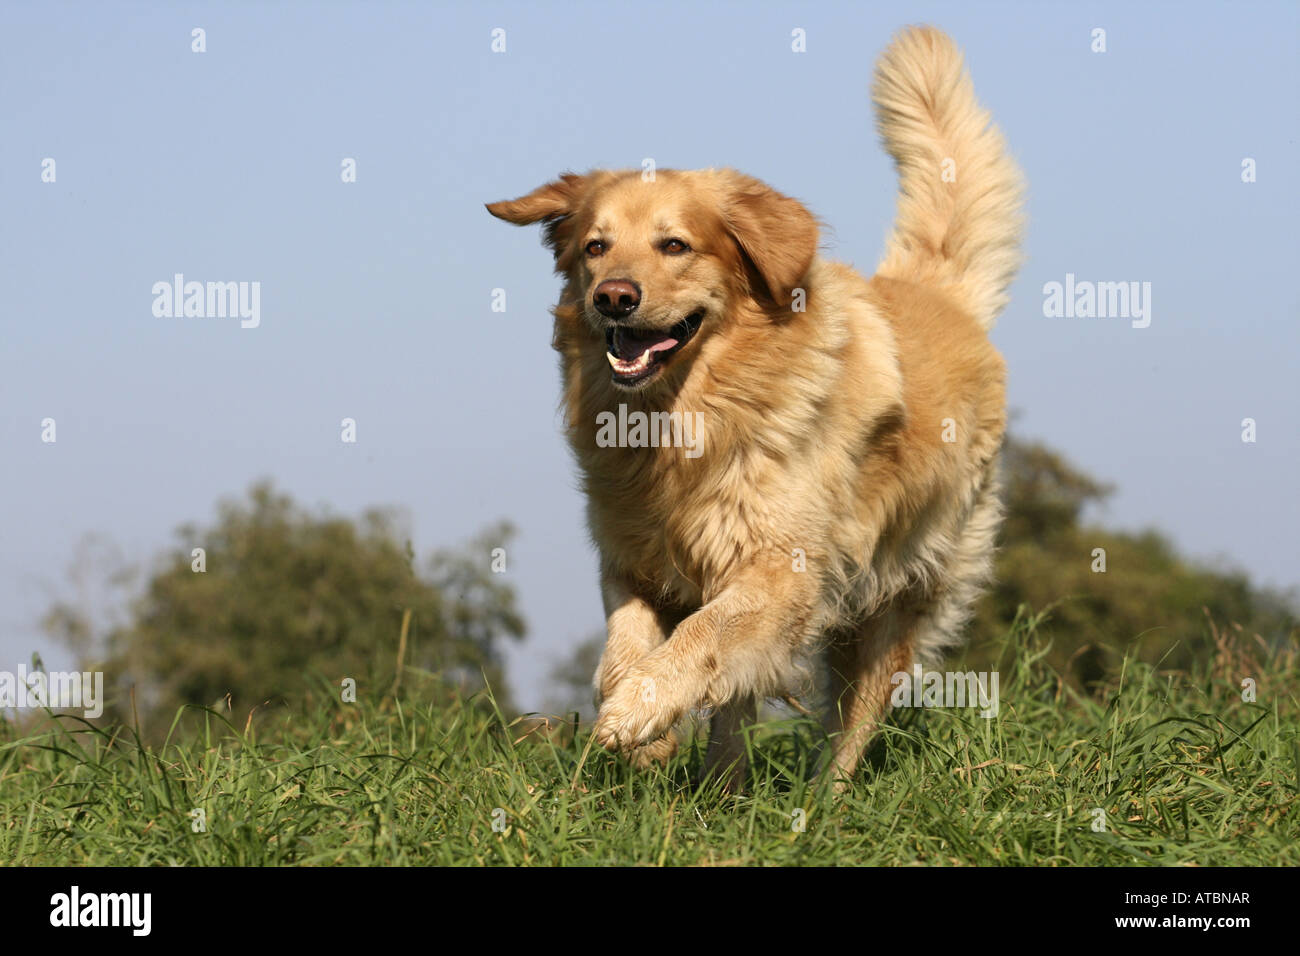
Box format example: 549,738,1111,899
606,344,656,376
605,346,654,373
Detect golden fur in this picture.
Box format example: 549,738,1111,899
487,26,1024,787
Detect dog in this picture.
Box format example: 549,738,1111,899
487,26,1023,788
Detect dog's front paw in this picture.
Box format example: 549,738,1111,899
593,669,684,753
591,655,627,710
592,642,650,708
626,731,678,768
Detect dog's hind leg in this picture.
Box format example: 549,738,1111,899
822,608,917,790
703,694,758,793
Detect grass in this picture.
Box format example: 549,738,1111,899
2,610,1296,866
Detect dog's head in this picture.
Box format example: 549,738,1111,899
487,169,819,392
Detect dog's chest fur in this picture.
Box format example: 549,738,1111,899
554,263,1004,637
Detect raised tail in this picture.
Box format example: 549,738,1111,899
872,26,1025,330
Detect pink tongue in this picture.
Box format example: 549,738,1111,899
617,331,678,360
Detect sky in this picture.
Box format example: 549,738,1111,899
2,0,1297,710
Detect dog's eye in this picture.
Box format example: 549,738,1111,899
585,240,606,257
661,238,690,255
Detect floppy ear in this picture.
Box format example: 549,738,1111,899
485,173,588,224
486,173,592,263
721,172,820,308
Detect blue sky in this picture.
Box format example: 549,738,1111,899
3,0,1297,708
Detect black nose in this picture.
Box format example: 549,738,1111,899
593,279,641,318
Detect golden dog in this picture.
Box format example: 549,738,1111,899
488,26,1023,788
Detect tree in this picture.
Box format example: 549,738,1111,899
968,436,1297,684
43,482,525,733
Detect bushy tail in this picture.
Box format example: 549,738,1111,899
872,26,1025,329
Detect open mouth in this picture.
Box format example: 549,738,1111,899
604,312,703,386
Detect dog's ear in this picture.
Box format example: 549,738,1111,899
487,173,593,264
720,171,820,309
486,174,587,224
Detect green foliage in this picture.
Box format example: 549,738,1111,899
43,482,524,735
2,616,1295,866
968,438,1297,685
17,437,1296,867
